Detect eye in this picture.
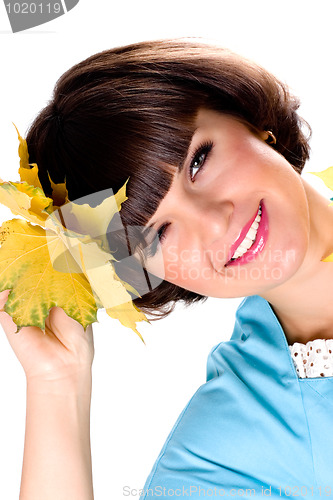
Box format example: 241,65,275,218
145,223,170,258
188,141,213,182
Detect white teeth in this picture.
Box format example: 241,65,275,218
242,236,254,250
230,205,262,261
247,227,257,241
232,248,242,258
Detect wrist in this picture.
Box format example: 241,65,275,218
21,368,93,500
26,367,92,397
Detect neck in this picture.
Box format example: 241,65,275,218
260,178,333,345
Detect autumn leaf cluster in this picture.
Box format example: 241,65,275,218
0,125,149,340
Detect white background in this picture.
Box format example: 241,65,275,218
0,1,332,498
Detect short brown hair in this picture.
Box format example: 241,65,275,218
26,38,311,319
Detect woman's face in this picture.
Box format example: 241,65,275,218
142,109,310,298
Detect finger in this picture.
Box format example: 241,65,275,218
0,290,19,334
46,307,95,351
47,306,93,335
0,289,10,310
0,291,46,348
0,310,18,335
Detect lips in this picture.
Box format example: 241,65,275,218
224,200,268,267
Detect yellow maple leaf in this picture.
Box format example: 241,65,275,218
44,216,142,305
48,172,69,208
0,181,53,227
0,126,149,339
53,234,149,341
309,166,333,205
0,190,148,337
13,123,30,170
309,167,333,262
13,122,43,192
50,180,129,254
14,123,69,207
106,302,148,342
322,254,333,262
19,163,43,190
0,218,98,331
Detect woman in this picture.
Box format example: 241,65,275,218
1,38,333,499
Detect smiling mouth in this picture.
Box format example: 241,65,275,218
224,202,267,267
230,205,262,260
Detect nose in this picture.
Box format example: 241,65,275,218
179,200,233,269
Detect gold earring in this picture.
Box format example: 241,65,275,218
265,130,277,145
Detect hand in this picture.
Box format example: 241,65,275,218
0,289,95,385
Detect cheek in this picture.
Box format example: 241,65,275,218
158,244,212,291
143,244,194,285
203,142,269,195
253,180,310,288
268,202,310,281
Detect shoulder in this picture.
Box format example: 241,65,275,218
140,296,316,497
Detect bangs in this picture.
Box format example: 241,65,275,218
54,80,205,225
119,113,198,228
100,103,201,300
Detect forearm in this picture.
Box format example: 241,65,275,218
19,371,94,500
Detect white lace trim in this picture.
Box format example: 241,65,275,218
289,339,333,378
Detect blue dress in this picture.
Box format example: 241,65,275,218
140,295,333,499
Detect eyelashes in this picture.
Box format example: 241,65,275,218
145,222,170,258
188,140,213,182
